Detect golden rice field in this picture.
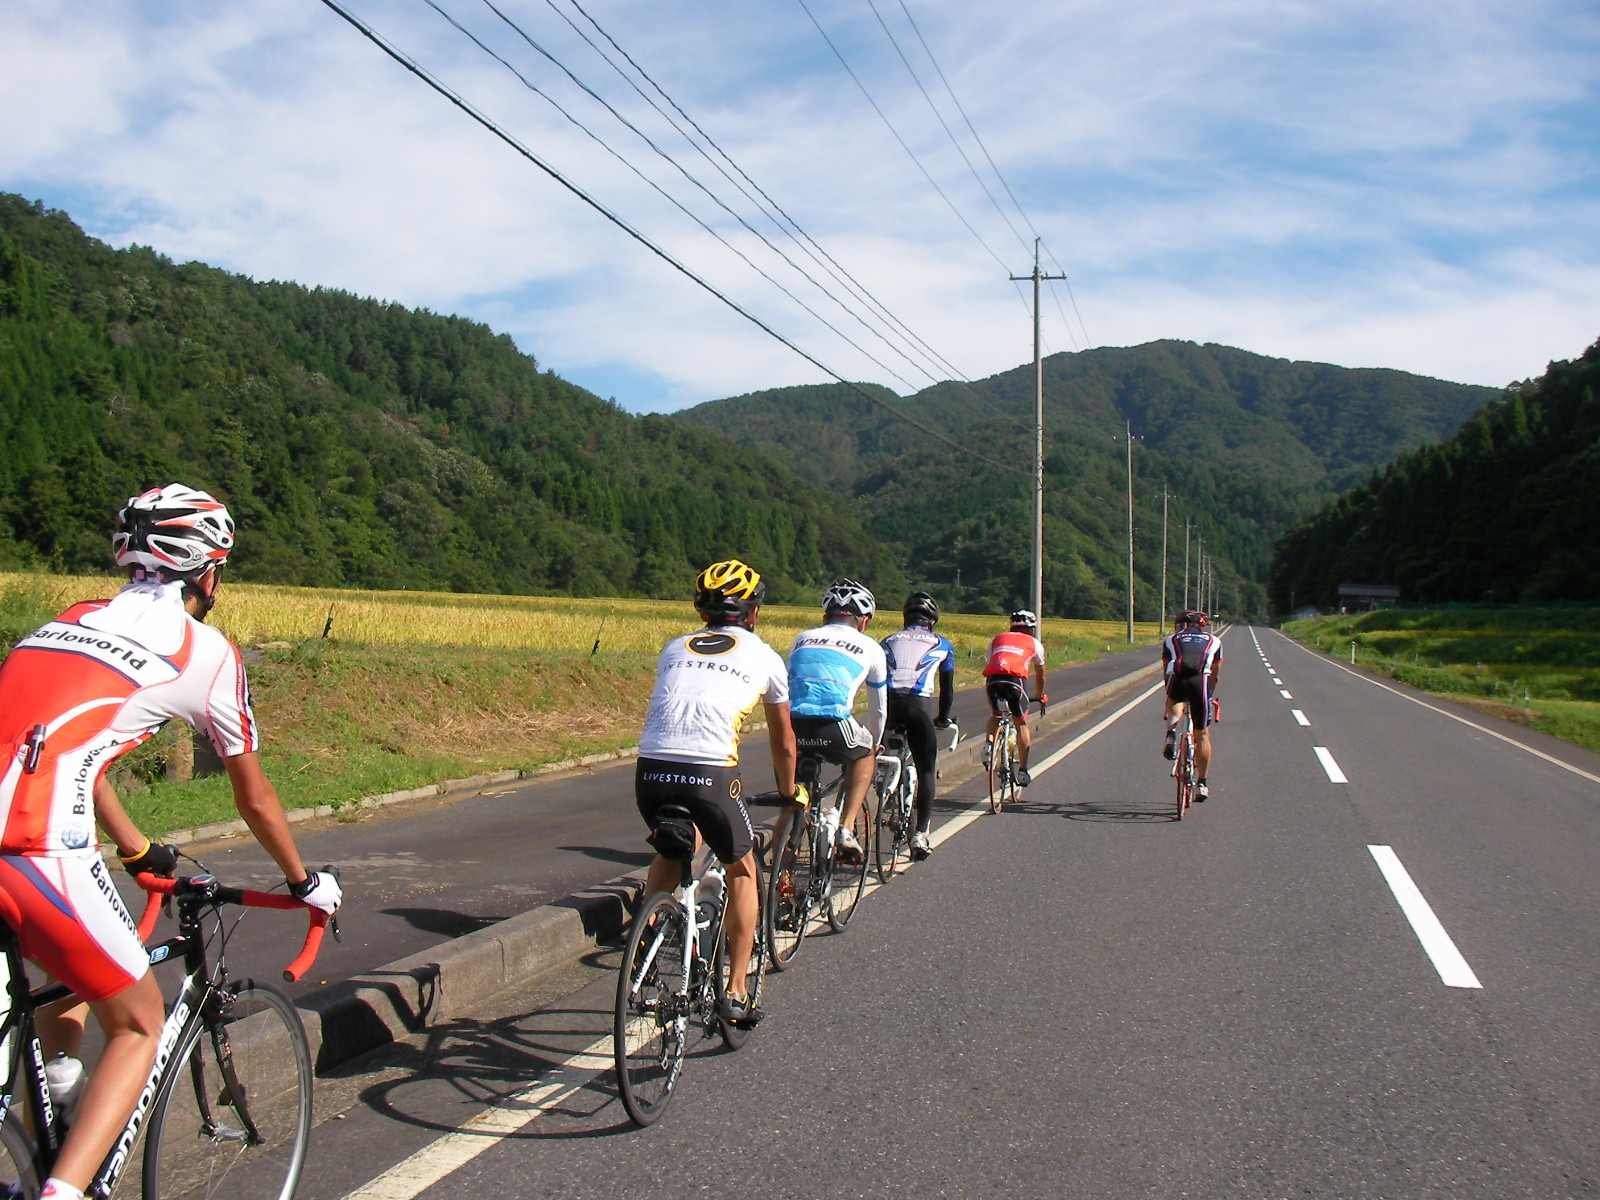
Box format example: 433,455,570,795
2,571,1159,658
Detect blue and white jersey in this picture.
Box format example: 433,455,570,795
787,622,888,742
880,626,955,698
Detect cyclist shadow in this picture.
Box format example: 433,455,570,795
1057,796,1177,823
336,945,728,1139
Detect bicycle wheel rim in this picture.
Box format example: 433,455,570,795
1,1113,42,1200
764,812,814,971
987,731,1005,814
143,981,312,1200
827,801,871,931
614,894,689,1126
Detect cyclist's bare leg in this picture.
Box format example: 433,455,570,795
644,827,703,897
1195,726,1213,779
49,969,164,1190
723,849,759,996
1015,716,1034,770
836,755,875,832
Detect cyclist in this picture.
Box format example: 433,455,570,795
879,591,954,860
636,559,798,1027
982,609,1048,786
1162,609,1224,800
783,580,887,864
0,484,342,1200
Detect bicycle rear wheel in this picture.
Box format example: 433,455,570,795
142,980,312,1200
614,892,689,1127
827,800,871,931
1174,738,1192,820
764,809,816,971
875,777,910,882
1,1113,41,1200
713,858,767,1050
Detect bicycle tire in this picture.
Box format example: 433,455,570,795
142,980,312,1200
713,857,767,1049
764,808,816,971
827,799,871,932
614,892,690,1127
1,1112,42,1200
986,722,1009,814
875,771,910,882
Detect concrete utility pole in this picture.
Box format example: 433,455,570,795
1010,240,1065,623
1159,489,1168,634
1125,420,1135,643
1183,521,1191,610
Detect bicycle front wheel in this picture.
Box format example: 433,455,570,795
1,1113,42,1200
143,980,312,1200
614,892,690,1126
764,809,816,971
827,800,871,932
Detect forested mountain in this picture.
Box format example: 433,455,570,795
1270,338,1600,609
677,343,1499,618
0,194,902,601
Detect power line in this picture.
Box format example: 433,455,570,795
317,0,1030,474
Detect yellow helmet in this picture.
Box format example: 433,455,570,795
694,559,766,626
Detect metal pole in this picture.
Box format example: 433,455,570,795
1183,521,1190,610
1159,489,1168,634
1125,420,1134,643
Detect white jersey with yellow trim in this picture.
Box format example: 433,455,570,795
638,625,789,767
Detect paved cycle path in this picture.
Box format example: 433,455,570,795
115,642,1159,1003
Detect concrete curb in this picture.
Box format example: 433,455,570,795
294,657,1161,1074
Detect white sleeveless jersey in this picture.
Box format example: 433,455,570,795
639,626,789,767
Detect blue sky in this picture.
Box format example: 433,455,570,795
4,0,1597,412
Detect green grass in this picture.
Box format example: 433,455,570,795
1285,608,1600,754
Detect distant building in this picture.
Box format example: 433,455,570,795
1337,583,1400,611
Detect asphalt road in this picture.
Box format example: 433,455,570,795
116,642,1157,994
283,623,1600,1199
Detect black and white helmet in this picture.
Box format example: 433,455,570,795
113,484,235,580
822,578,876,619
1009,609,1039,631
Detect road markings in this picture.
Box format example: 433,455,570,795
1367,845,1483,989
1270,629,1600,788
1029,682,1165,779
1313,746,1348,783
1291,709,1309,726
1271,677,1283,685
1279,689,1293,699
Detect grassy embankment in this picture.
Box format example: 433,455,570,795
1,572,1160,835
1284,608,1600,754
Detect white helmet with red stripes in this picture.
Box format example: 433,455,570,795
113,484,236,580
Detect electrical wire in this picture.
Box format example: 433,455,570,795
317,0,1031,474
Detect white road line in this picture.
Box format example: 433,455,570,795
1279,689,1293,699
1271,677,1283,685
1269,628,1600,788
1029,682,1165,778
1367,845,1483,988
1291,709,1310,726
1313,746,1348,783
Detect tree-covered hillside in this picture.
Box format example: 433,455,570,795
678,342,1497,618
0,194,902,601
1270,338,1600,609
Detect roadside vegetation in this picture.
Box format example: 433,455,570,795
1284,608,1600,754
2,572,1160,836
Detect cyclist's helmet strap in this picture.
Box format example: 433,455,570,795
822,578,876,618
693,559,766,628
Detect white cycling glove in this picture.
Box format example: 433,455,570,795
289,869,343,914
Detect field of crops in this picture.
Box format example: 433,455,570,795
0,571,1157,659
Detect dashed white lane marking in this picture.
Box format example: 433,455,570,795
1271,677,1283,685
1313,746,1348,783
1279,689,1293,699
1291,709,1310,726
1368,845,1483,989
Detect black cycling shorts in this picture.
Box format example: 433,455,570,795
635,757,754,865
1165,673,1215,729
985,675,1031,721
790,715,875,777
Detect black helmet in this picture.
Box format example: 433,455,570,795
902,591,939,626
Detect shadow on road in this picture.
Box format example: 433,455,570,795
379,908,506,937
559,844,653,869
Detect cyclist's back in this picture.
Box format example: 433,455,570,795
879,591,953,859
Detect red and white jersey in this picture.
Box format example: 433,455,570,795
983,631,1046,679
0,581,259,857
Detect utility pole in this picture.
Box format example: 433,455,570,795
1010,240,1065,623
1159,489,1168,634
1124,420,1135,643
1195,538,1204,617
1183,521,1191,610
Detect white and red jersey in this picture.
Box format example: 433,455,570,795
983,631,1045,680
0,581,259,857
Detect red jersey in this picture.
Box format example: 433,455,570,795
983,631,1046,679
0,582,259,857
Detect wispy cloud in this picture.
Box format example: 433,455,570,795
3,0,1597,409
